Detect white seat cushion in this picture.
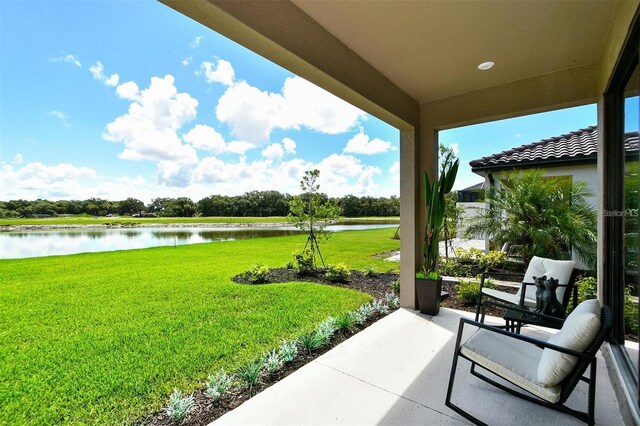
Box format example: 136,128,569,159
517,256,575,303
481,287,536,308
537,299,601,386
461,329,562,403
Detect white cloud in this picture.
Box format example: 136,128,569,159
12,154,23,165
226,141,255,155
157,161,192,188
183,124,226,153
89,61,120,86
50,53,82,67
282,137,296,155
200,59,235,86
104,74,199,164
261,143,284,161
189,35,204,49
316,154,381,196
116,81,140,101
1,162,97,199
389,161,400,185
216,75,365,144
47,110,71,128
182,57,192,66
343,131,394,155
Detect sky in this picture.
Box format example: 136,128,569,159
1,1,632,203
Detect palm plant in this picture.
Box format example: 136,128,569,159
464,170,597,269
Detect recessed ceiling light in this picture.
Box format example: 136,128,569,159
478,61,495,71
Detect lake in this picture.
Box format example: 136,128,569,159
0,223,398,259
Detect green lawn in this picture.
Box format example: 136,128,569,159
0,228,399,424
0,216,399,226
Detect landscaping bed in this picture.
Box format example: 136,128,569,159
144,268,400,425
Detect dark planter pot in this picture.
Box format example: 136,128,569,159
416,277,442,315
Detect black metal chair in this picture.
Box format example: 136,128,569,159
475,256,579,321
446,301,612,425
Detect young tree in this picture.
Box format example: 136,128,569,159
288,170,341,269
464,170,597,269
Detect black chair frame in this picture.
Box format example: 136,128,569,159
446,305,613,426
474,269,579,322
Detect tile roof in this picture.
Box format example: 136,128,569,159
469,126,639,171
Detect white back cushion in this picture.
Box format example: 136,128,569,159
537,299,601,386
516,256,575,302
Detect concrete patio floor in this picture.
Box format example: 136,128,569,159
213,308,624,425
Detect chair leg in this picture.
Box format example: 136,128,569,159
588,359,597,426
475,291,483,322
446,351,489,426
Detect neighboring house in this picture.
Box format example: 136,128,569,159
456,182,485,239
464,125,639,267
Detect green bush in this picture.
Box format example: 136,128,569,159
439,258,474,277
326,264,351,283
247,263,269,284
455,247,485,263
390,279,400,295
293,250,314,275
364,266,377,277
483,251,507,269
456,278,496,304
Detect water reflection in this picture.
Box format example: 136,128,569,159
0,224,396,259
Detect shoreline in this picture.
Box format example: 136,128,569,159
0,222,297,232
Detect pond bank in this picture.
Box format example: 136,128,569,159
1,221,295,232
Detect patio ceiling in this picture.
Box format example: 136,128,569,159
292,0,616,104
161,0,620,128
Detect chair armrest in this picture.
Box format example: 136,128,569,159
484,299,566,327
456,317,593,360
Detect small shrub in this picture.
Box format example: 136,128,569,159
326,264,351,282
293,250,314,275
236,359,264,397
298,331,328,355
262,349,283,374
372,299,390,315
353,303,375,324
285,261,295,270
483,250,507,269
165,389,194,424
335,312,356,331
278,340,298,363
247,263,269,284
576,276,597,302
384,292,400,309
206,369,234,400
364,266,377,277
455,247,485,264
317,317,337,338
390,279,400,295
456,278,496,304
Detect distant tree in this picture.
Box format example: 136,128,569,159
165,197,196,217
288,170,342,269
118,198,145,215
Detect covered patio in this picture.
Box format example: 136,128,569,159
213,308,623,425
161,0,639,422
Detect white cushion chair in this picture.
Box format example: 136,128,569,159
446,299,611,425
475,256,577,321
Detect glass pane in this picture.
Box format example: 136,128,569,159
624,64,639,381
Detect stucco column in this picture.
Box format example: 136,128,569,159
399,128,419,308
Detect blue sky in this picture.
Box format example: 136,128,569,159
1,1,632,203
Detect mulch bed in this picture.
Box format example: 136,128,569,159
232,267,400,299
142,269,399,425
142,270,519,425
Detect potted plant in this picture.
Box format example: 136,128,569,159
416,148,459,315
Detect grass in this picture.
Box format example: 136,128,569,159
0,228,399,424
0,216,399,226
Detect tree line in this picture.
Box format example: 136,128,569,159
0,191,400,218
